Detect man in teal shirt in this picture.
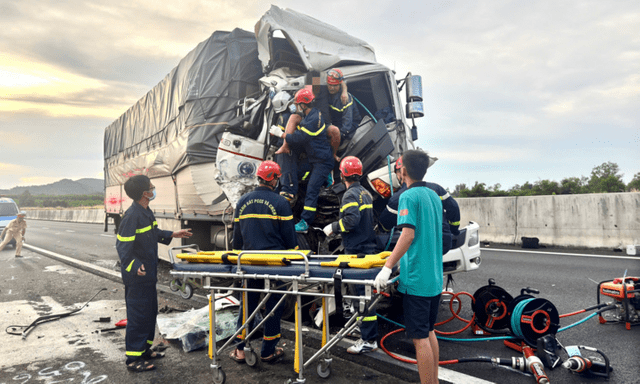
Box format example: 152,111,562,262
374,149,443,384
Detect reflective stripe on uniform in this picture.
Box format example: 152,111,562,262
449,220,460,226
440,192,451,200
298,124,326,136
302,172,310,181
303,206,316,212
126,350,145,357
386,205,398,215
357,315,377,322
117,234,135,242
126,259,135,272
339,219,346,232
329,99,354,112
359,204,372,211
340,202,358,212
263,333,281,341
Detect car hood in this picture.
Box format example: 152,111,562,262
255,5,377,73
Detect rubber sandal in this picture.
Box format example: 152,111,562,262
142,350,165,360
261,347,285,363
229,349,245,364
126,360,156,372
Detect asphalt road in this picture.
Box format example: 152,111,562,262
2,220,639,383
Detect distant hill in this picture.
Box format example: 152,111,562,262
0,178,104,196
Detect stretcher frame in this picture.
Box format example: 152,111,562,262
169,245,387,384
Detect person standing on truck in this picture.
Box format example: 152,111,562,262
374,150,443,384
229,160,297,364
270,88,335,233
0,211,27,257
326,68,362,144
116,175,193,372
323,156,379,354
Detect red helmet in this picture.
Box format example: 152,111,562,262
295,88,315,104
340,156,363,177
326,68,343,85
395,156,403,171
256,160,281,181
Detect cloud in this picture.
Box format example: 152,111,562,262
0,163,30,176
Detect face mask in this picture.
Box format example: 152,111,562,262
146,189,156,201
288,104,297,114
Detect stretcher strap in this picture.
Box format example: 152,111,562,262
334,269,345,328
320,251,391,269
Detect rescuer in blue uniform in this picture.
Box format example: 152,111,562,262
229,161,297,364
270,88,335,233
116,175,192,372
326,68,362,143
323,156,379,354
379,156,460,255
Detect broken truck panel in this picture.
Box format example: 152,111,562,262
255,5,377,73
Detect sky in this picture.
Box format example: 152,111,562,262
1,0,638,192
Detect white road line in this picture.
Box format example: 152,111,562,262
65,230,76,233
483,248,638,261
100,234,114,238
439,367,495,384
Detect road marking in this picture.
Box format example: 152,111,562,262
100,234,114,238
484,248,638,261
65,230,76,233
439,367,495,384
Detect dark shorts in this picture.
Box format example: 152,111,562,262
403,293,441,339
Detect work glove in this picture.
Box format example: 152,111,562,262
323,224,333,237
269,125,284,138
373,266,392,292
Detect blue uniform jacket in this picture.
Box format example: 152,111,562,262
233,186,298,251
331,182,377,254
329,92,361,141
286,108,332,164
425,182,461,235
116,201,173,286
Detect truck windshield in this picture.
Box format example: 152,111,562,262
0,203,18,216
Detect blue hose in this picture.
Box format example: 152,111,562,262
353,95,377,123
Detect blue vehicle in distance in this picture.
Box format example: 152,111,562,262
0,197,20,247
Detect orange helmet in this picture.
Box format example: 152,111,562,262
327,68,343,85
340,156,363,177
295,88,315,104
395,156,403,171
256,161,281,181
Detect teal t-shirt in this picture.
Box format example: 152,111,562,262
396,182,443,297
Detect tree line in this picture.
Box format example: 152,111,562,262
10,191,104,208
452,162,640,198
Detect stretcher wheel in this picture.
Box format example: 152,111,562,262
316,361,331,379
180,283,194,299
169,279,181,292
212,368,226,384
245,350,258,367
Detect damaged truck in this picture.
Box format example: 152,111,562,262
103,6,481,276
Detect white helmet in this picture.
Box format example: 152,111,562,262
18,211,26,217
272,91,292,113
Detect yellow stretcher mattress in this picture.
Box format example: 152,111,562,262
176,250,311,266
319,251,391,269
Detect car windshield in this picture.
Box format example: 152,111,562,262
0,203,18,216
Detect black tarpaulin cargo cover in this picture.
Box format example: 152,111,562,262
103,28,262,186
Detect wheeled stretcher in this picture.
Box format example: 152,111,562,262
169,245,391,384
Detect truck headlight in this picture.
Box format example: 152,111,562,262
237,161,256,177
468,231,479,247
